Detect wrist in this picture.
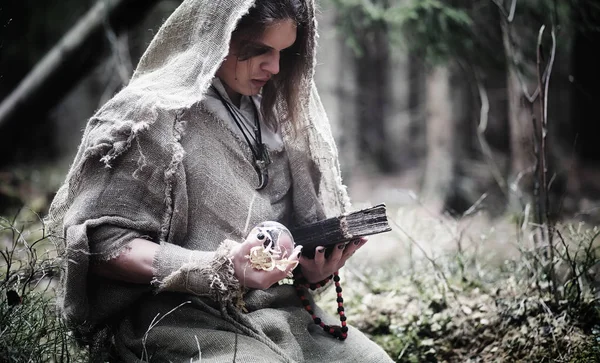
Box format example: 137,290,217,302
152,240,243,304
293,269,333,290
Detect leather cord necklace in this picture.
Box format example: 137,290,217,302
211,85,271,190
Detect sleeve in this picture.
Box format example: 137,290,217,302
152,239,242,305
58,119,179,329
88,224,243,304
59,117,243,331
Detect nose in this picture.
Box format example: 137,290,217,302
261,52,280,75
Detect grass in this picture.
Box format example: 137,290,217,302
0,208,87,363
316,204,600,363
0,202,598,362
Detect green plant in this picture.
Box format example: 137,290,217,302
315,203,599,362
0,209,87,362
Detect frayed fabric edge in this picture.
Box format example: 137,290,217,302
160,110,187,242
99,121,151,168
209,239,244,307
153,239,244,308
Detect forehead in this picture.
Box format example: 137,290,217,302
256,19,297,50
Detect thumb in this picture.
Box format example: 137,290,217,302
282,245,303,275
289,245,303,261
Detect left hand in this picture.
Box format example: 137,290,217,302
298,237,368,283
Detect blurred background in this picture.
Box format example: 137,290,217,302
1,0,599,224
2,2,600,361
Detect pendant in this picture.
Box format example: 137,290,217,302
255,144,271,190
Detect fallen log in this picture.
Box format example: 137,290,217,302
0,0,161,130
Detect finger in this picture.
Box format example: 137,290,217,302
283,258,300,277
258,259,297,284
288,245,303,262
355,237,369,249
272,267,293,281
342,238,362,257
298,246,325,269
250,270,287,290
328,242,346,264
313,246,326,265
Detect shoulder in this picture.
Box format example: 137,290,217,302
81,91,184,169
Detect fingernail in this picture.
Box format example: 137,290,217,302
353,239,360,245
337,244,345,249
318,248,325,253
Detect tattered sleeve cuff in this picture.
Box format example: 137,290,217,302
152,239,242,304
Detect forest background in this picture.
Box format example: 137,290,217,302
0,0,599,362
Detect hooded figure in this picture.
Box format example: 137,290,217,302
46,0,394,361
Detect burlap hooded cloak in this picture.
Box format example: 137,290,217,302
46,0,393,361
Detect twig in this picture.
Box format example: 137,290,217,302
508,0,517,22
491,0,518,23
398,342,410,360
194,335,201,362
104,24,132,84
474,70,508,195
462,193,488,219
556,229,581,304
536,24,559,305
141,300,191,361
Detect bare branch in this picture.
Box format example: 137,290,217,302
536,24,559,305
474,70,508,195
508,0,517,22
543,29,557,127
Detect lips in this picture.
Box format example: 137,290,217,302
252,79,269,88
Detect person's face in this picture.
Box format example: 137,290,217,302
217,19,297,98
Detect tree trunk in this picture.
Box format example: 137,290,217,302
313,2,357,178
354,15,394,173
502,21,540,212
408,52,427,165
421,64,468,213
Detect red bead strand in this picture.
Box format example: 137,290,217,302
293,271,348,340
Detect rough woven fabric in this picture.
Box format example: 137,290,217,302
44,0,391,361
153,239,242,305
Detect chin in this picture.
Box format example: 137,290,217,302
245,87,262,96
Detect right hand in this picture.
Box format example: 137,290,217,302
229,224,302,290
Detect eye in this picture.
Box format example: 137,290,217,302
237,44,271,60
280,48,300,58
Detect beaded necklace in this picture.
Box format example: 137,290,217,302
294,271,349,340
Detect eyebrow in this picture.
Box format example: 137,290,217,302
247,40,291,52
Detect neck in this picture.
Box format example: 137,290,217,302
220,80,242,108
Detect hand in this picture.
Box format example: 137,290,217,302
229,224,302,290
298,237,368,283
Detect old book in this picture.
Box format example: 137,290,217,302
291,203,392,258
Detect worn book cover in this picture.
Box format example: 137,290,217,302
292,204,392,258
